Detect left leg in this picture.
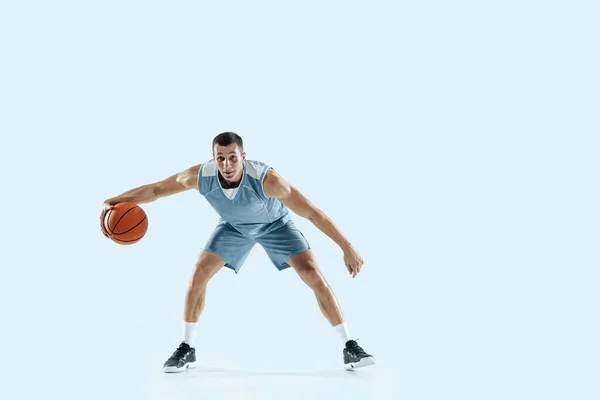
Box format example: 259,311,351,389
287,249,376,370
257,221,375,369
286,249,344,326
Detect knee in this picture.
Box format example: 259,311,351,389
189,262,212,289
189,252,223,289
301,266,328,291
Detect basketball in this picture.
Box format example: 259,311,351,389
104,202,148,245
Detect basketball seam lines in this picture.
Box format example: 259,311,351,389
112,215,147,236
112,235,146,243
109,206,138,235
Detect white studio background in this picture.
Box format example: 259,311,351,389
0,1,598,399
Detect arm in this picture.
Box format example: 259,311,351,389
263,168,364,277
100,164,201,237
103,164,201,205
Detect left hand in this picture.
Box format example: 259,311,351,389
100,199,119,238
343,246,364,278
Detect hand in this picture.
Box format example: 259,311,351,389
343,246,364,278
100,199,119,237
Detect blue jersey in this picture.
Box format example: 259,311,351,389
197,159,291,237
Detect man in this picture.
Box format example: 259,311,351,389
100,132,375,372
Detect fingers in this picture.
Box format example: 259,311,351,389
100,212,106,235
344,251,364,278
100,204,115,238
347,264,358,278
100,215,109,237
346,260,364,279
346,263,352,275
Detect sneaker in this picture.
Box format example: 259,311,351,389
163,342,197,373
343,339,375,370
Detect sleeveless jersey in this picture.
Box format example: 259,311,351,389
197,159,291,237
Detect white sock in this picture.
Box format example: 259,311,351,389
183,321,198,348
333,322,352,345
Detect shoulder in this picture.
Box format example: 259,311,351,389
263,168,291,199
176,164,202,189
244,159,269,180
199,159,217,176
263,167,279,184
185,164,202,177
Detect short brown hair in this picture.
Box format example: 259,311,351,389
212,132,243,152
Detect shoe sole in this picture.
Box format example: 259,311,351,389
163,361,197,373
344,356,376,370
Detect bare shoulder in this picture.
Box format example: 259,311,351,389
176,164,202,190
263,167,281,185
263,168,291,199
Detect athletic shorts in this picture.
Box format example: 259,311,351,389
201,219,311,273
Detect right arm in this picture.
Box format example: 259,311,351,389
100,164,201,236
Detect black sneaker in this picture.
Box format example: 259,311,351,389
343,339,375,370
163,342,197,373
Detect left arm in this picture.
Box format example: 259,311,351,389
263,168,364,277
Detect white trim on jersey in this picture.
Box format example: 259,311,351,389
221,187,240,199
245,160,265,180
201,161,217,176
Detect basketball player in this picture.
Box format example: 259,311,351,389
100,132,375,372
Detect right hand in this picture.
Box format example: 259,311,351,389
100,199,119,237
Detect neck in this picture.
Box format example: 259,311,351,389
219,171,242,189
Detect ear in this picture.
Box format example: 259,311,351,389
241,152,246,162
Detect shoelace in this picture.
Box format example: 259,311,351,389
346,339,368,357
170,344,191,360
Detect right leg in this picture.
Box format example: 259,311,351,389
184,223,255,323
184,251,225,323
164,224,254,373
164,252,224,373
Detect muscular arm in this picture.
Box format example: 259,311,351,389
263,168,352,250
100,164,201,238
263,168,364,276
104,164,201,205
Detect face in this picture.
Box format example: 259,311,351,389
213,143,245,182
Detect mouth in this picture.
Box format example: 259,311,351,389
224,171,234,177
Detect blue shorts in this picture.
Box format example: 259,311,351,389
201,220,311,273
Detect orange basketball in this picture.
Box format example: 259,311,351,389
104,202,148,245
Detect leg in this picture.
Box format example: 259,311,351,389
286,249,344,326
288,250,375,370
165,224,255,373
164,252,223,373
185,222,255,322
260,224,375,370
254,221,339,322
184,251,225,322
